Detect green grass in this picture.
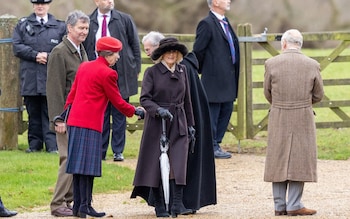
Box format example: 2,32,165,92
2,48,350,211
0,139,135,212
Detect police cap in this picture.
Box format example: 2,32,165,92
30,0,52,3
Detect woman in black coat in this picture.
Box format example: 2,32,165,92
131,37,194,218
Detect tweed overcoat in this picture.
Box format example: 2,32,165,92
47,35,88,131
263,49,324,182
132,62,194,190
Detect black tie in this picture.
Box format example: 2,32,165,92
40,18,44,26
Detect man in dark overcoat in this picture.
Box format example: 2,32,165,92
83,0,141,161
193,0,240,159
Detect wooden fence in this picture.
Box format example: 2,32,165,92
1,18,350,149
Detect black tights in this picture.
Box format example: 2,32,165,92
73,174,94,212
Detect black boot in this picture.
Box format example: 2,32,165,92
77,175,105,218
72,175,80,216
86,176,105,218
0,197,17,217
170,180,192,218
152,187,169,217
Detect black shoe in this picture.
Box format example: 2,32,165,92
214,148,232,159
113,153,124,161
78,206,105,218
0,208,17,217
25,148,40,153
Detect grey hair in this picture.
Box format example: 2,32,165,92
207,0,213,8
281,29,303,48
66,10,90,27
142,31,165,47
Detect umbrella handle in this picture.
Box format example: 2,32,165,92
162,118,166,134
160,118,169,152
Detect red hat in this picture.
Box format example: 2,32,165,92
96,37,123,53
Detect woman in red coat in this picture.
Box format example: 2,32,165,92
54,37,144,218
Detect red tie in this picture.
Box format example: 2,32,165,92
101,15,107,37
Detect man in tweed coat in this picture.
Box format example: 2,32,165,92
263,29,324,216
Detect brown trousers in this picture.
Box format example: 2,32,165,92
50,132,73,212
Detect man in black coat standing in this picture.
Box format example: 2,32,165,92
193,0,240,159
83,0,141,162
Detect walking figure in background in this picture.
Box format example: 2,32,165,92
83,0,141,162
12,0,66,153
193,0,240,159
131,37,195,218
263,29,324,216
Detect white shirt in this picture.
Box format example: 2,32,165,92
36,15,48,24
211,10,226,33
95,10,111,41
67,37,82,60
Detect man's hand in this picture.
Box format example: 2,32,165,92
36,52,48,64
54,121,66,134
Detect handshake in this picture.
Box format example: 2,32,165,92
134,107,145,119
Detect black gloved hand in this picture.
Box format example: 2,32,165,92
134,108,145,119
188,126,196,153
157,107,173,121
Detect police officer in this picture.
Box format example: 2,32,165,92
12,0,66,153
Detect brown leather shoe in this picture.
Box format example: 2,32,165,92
275,210,287,216
287,207,317,216
51,207,73,217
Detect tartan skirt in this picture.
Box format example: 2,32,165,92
66,126,102,177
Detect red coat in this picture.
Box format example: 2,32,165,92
65,57,135,132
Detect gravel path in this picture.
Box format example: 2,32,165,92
14,154,350,219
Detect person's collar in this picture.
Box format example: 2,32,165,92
161,60,176,73
211,10,225,20
97,9,111,17
67,36,81,50
36,15,48,23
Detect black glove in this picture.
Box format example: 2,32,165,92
188,126,196,153
134,108,145,119
157,107,173,121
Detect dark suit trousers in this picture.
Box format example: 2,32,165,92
24,96,57,151
101,98,129,159
209,101,233,151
